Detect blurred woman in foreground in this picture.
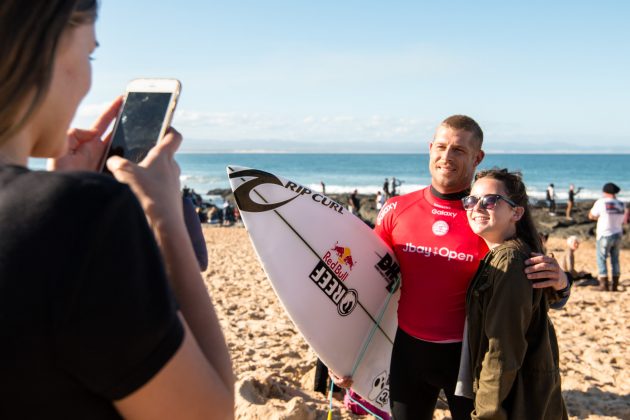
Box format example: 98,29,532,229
0,1,233,418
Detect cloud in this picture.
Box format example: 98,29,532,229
73,103,630,153
169,109,435,143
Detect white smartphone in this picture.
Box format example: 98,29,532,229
101,78,181,172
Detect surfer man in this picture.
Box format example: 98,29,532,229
332,115,571,419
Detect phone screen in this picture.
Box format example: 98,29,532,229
107,92,173,164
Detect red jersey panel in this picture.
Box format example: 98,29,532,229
374,187,488,342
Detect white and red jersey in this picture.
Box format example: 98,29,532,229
374,187,488,342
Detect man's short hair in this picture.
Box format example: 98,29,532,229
441,115,483,148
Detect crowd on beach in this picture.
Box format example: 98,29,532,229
183,186,242,226
1,1,628,419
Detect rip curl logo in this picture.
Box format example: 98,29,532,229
229,168,345,214
376,202,398,225
230,169,298,212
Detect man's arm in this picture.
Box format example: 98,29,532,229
525,253,569,291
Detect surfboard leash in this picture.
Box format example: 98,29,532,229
349,275,400,377
327,379,334,420
335,276,398,420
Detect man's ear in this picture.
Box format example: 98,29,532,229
474,149,485,167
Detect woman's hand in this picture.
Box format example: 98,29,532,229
106,127,183,230
48,97,122,172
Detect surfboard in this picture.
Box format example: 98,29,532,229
227,166,400,413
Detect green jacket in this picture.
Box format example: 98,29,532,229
466,239,568,420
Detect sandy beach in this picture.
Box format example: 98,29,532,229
202,221,629,420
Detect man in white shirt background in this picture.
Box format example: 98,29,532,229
589,182,629,291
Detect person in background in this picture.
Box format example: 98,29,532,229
547,183,557,215
566,184,580,220
460,169,568,419
320,180,326,195
588,183,627,291
376,190,385,211
390,177,399,197
0,1,234,417
350,189,361,216
383,178,390,199
561,236,596,286
222,200,236,225
182,195,208,271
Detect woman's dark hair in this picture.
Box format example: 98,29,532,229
475,168,543,253
0,0,98,143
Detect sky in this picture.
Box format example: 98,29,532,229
76,0,630,153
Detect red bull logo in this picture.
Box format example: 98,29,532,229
322,242,357,281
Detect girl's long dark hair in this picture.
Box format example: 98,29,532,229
475,168,543,254
0,0,97,144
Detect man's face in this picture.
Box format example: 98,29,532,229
429,125,484,194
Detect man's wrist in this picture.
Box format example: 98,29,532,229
556,272,573,298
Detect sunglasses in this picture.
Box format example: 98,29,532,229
462,194,518,211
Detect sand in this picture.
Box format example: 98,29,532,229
202,226,629,419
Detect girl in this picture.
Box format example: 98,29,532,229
0,1,233,418
461,169,568,419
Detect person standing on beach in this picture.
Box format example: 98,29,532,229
566,184,578,219
588,183,627,291
383,178,390,199
0,1,234,418
547,183,557,215
332,115,571,419
350,189,361,216
376,190,385,211
391,177,399,197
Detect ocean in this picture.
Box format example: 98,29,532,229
175,153,630,202
29,153,630,202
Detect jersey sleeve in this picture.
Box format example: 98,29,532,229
373,198,396,247
54,186,184,401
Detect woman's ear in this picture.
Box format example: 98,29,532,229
512,206,525,222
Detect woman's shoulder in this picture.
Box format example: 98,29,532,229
1,166,139,224
8,167,132,204
489,239,531,268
